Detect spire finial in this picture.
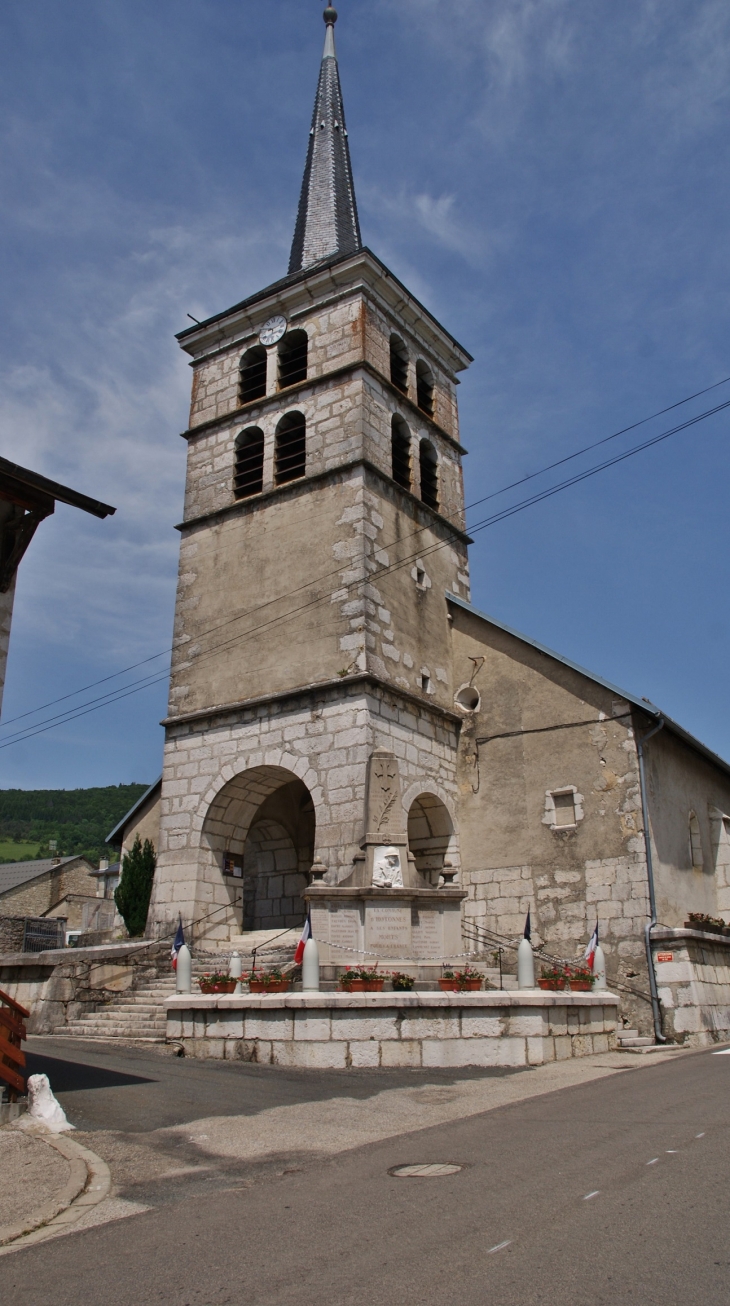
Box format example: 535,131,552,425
323,6,338,24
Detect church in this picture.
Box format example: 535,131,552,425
144,7,730,1044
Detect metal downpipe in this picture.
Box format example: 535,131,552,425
636,715,667,1043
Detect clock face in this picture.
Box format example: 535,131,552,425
259,315,287,346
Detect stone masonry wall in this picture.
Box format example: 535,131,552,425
151,683,459,946
181,369,464,538
363,295,460,445
186,284,461,450
652,928,730,1046
166,991,618,1068
0,942,170,1035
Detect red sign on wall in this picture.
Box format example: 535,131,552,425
656,952,674,963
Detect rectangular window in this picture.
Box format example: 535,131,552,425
553,792,576,826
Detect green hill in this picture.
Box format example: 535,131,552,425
0,784,150,867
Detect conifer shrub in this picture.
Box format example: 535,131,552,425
114,835,156,937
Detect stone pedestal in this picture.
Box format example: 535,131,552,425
303,884,467,970
166,990,620,1067
304,749,466,974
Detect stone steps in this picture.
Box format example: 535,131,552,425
52,947,294,1042
616,1029,655,1048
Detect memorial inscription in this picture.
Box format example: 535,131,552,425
366,903,411,956
329,905,361,954
411,907,443,959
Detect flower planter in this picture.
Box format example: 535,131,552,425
538,978,566,991
199,981,236,994
567,980,593,992
340,979,366,992
438,976,483,992
361,980,385,992
248,980,290,994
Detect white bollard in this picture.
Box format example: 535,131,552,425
230,950,242,995
517,937,536,989
302,937,320,991
593,943,607,990
176,943,192,994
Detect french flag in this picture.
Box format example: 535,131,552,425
584,921,599,970
294,911,312,965
171,916,185,971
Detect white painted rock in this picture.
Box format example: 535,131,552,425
24,1073,74,1133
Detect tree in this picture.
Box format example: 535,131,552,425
114,836,156,937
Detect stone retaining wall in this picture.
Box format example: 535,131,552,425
653,927,730,1046
165,990,619,1068
0,941,170,1034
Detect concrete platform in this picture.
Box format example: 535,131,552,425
165,989,619,1068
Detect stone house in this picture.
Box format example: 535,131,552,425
0,856,97,934
141,7,730,1042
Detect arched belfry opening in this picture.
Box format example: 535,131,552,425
407,793,456,884
202,766,314,934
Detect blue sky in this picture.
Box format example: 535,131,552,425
0,0,729,789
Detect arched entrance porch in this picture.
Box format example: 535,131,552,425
202,766,314,936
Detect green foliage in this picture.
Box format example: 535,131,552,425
114,835,156,938
0,784,150,865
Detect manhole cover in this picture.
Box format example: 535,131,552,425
389,1163,463,1178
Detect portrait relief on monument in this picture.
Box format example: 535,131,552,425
372,846,404,888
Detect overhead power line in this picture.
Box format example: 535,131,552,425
2,381,729,749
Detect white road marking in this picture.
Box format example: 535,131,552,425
583,1191,600,1200
666,1150,678,1153
696,1132,705,1138
712,1049,730,1055
647,1158,659,1165
488,1241,511,1254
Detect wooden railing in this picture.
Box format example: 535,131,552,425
0,987,29,1102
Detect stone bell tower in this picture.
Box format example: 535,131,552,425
148,6,473,953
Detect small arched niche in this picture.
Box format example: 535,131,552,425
689,811,704,870
391,414,411,490
407,793,455,881
278,330,308,389
390,334,409,394
234,427,264,499
239,346,267,404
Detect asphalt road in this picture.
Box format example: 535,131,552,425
7,1042,729,1305
25,1037,511,1132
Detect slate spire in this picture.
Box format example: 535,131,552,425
288,6,362,275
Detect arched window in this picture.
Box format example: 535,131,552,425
391,415,411,490
275,412,306,485
234,428,264,499
419,439,439,511
416,359,434,416
390,334,408,394
689,812,703,869
239,346,267,404
278,330,308,389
